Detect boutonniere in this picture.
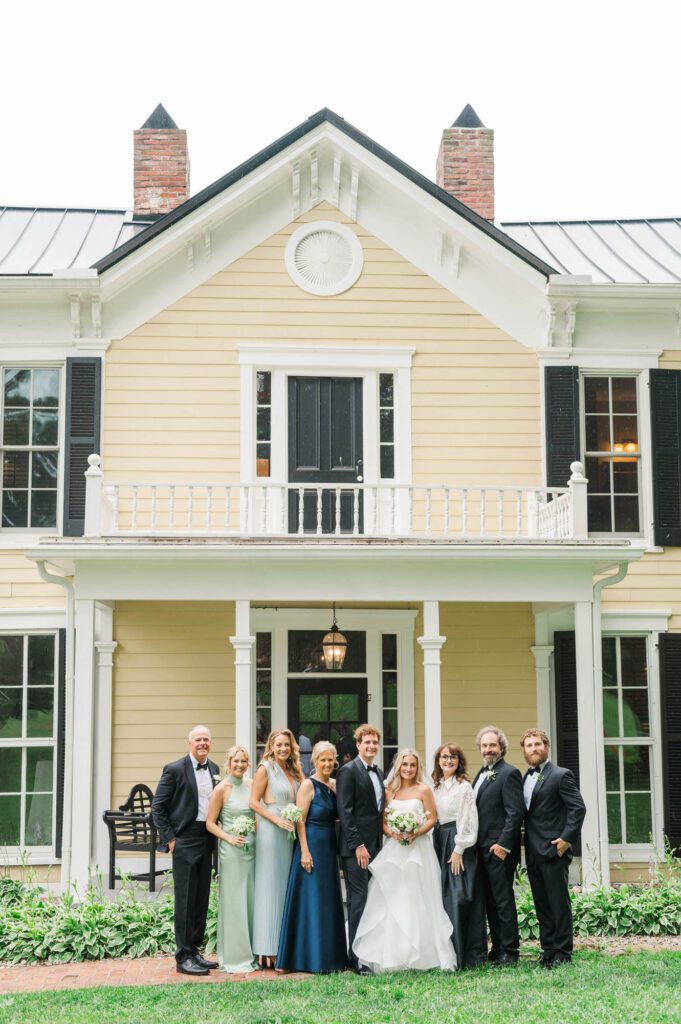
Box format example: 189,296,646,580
535,771,545,786
486,769,497,782
212,773,221,783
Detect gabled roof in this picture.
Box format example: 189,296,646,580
92,108,557,278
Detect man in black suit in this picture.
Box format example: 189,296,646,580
152,724,220,976
336,723,385,974
472,725,525,966
521,728,586,967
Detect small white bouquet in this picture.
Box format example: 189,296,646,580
386,805,425,846
227,814,255,851
280,803,303,841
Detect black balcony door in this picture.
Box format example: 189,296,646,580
288,678,368,772
288,376,363,533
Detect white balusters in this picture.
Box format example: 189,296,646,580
335,488,342,535
169,486,175,531
462,488,468,536
280,486,287,535
353,488,360,535
425,488,432,537
298,488,305,535
479,489,486,538
497,489,504,538
316,488,323,535
444,488,450,536
131,486,139,531
187,486,194,532
206,486,212,531
516,490,522,537
225,486,232,533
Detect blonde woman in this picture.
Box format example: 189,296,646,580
250,729,303,968
352,748,456,973
206,746,257,973
277,742,347,973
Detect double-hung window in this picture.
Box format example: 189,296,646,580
583,374,640,534
1,367,61,529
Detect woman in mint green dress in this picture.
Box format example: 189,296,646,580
206,746,258,973
250,729,303,968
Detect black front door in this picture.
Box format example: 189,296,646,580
288,376,363,533
288,678,368,772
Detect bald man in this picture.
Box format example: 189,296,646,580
152,725,220,975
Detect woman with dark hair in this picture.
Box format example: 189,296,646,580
432,743,486,969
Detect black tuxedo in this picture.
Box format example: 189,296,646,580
473,758,524,961
336,756,385,966
523,760,586,962
152,754,218,961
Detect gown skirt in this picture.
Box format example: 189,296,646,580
216,778,258,973
432,820,487,969
277,779,348,973
352,798,456,973
252,761,299,957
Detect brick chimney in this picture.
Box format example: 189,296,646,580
436,104,494,220
133,104,190,218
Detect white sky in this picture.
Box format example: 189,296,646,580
2,0,680,221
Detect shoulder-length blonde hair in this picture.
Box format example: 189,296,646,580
221,745,250,779
386,747,425,797
260,729,304,782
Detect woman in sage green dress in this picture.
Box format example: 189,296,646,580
250,729,303,968
206,746,258,973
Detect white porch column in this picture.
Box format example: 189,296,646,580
574,600,609,887
92,603,117,874
230,600,255,751
531,645,553,735
71,598,96,891
418,601,445,766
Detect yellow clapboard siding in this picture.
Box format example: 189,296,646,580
0,551,65,608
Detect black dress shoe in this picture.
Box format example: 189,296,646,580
494,954,519,967
176,956,209,976
551,955,572,966
355,964,373,975
194,953,218,970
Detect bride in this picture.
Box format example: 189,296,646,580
352,748,456,973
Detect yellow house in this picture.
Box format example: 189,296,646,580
1,104,679,892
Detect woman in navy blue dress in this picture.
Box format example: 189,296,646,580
277,741,348,973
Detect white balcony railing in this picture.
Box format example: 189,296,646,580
82,457,589,542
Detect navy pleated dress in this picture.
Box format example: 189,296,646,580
277,778,348,973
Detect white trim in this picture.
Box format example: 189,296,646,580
236,344,415,370
0,608,65,630
601,610,671,634
539,350,662,369
284,221,364,296
250,607,416,768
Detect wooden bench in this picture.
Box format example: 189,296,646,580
102,783,167,892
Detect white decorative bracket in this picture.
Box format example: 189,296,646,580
331,153,341,208
310,149,319,205
70,295,81,340
565,300,577,350
349,165,359,221
90,296,102,339
186,241,194,271
546,299,558,347
292,161,301,219
546,298,578,349
204,228,212,261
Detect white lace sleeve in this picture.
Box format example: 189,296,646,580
454,782,478,854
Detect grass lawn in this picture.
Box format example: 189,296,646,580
1,952,680,1024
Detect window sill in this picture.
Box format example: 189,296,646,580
0,852,61,866
0,531,60,550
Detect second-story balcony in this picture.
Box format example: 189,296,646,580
82,457,593,544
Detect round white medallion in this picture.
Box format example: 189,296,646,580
284,221,364,296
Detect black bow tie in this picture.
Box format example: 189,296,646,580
366,764,378,773
527,767,539,776
196,762,209,771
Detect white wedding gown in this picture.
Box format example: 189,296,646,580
352,798,457,973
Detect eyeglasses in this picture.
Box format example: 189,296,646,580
439,755,457,762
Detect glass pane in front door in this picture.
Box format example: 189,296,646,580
288,678,367,774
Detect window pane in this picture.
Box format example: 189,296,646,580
288,630,366,673
623,746,650,791
621,690,649,736
611,377,637,414
31,491,57,528
383,672,397,707
584,377,610,414
0,748,22,791
382,634,397,670
601,637,617,687
27,688,54,737
2,490,29,527
256,406,271,442
603,691,620,739
383,709,397,746
585,456,611,493
588,495,611,532
606,793,622,843
299,694,328,722
0,796,20,845
612,415,638,447
26,748,53,792
614,496,639,533
3,451,29,487
0,635,23,685
613,459,638,494
0,689,23,738
256,708,271,744
383,747,398,775
25,792,53,846
256,633,271,669
256,443,270,478
255,671,271,707
379,408,394,443
625,792,652,843
31,452,58,489
32,369,60,408
3,408,30,445
585,415,611,452
604,745,620,789
32,410,59,446
380,445,395,479
256,371,271,406
330,694,359,720
620,637,647,687
27,635,54,685
4,368,30,407
379,374,394,407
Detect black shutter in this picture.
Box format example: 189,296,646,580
659,633,681,856
545,366,580,487
63,358,101,537
54,628,66,859
554,630,581,855
650,369,681,547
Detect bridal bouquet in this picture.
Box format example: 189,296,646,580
386,806,425,846
280,803,303,841
227,815,256,851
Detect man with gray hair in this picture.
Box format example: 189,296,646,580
472,725,524,966
152,725,220,975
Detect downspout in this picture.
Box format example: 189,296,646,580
592,561,629,888
36,561,75,890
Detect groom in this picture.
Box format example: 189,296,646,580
336,723,385,974
152,724,220,976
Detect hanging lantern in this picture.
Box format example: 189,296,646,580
321,604,348,671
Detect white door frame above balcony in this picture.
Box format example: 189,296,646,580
237,343,414,488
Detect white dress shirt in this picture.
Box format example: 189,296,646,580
524,759,548,810
191,753,213,821
473,766,496,796
433,776,478,855
358,756,382,809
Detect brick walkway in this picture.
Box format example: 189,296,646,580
0,958,310,995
